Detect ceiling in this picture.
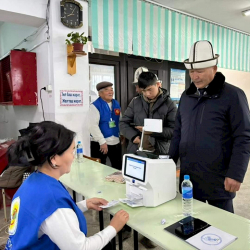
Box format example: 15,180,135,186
153,0,250,34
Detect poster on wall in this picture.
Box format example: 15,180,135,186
60,90,83,106
170,69,186,107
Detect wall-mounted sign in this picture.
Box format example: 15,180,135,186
60,90,83,106
170,69,186,107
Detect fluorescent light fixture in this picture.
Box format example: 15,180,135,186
242,9,250,16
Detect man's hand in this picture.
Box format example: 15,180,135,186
86,198,108,211
135,126,152,135
135,126,143,132
133,136,141,144
100,143,108,154
224,177,241,192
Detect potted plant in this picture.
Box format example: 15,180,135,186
66,32,88,52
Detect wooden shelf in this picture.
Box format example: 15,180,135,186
67,51,87,57
67,50,87,75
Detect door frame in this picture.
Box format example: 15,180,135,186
89,54,127,112
89,53,191,111
89,59,121,103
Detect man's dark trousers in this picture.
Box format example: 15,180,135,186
196,197,234,213
91,141,122,170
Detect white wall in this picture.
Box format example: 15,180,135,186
0,23,55,139
0,0,90,155
0,22,37,58
0,1,54,140
218,67,250,103
0,0,46,27
50,0,90,156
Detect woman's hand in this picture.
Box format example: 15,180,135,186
110,210,129,232
86,198,108,211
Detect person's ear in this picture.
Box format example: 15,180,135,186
50,155,58,166
50,155,61,169
156,81,161,88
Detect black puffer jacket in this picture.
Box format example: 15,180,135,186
120,88,177,154
169,72,250,200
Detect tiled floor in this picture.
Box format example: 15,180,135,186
0,167,249,249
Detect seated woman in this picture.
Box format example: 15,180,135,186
5,121,129,250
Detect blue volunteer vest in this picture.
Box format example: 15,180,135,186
5,172,87,250
93,97,121,138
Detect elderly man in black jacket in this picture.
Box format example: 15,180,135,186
169,40,250,213
120,72,177,155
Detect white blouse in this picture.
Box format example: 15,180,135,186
38,200,116,250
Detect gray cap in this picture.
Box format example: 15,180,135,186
96,81,113,91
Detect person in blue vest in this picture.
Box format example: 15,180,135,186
5,121,129,250
88,81,123,170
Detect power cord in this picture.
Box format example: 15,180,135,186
46,0,51,39
40,87,46,121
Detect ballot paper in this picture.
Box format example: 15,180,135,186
119,192,143,207
99,200,119,208
186,226,237,250
126,192,142,201
119,198,143,207
165,217,237,250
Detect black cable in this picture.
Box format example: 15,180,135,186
40,87,46,121
46,0,50,27
46,0,51,39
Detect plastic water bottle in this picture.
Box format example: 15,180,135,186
181,175,193,216
76,141,83,163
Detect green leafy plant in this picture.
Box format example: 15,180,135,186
65,32,88,45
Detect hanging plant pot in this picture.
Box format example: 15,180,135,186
73,43,83,52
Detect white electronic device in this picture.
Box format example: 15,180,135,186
144,118,162,133
122,154,176,207
139,119,162,151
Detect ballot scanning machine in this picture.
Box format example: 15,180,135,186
122,154,176,207
121,119,176,207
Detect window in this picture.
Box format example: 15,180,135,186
89,64,115,102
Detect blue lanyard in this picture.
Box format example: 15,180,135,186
106,102,112,121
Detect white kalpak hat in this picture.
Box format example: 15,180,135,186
133,66,148,84
184,40,219,69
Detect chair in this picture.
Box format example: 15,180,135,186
1,188,18,221
83,154,101,163
0,166,34,221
